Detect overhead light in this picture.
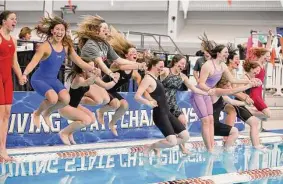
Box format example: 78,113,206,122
180,0,190,19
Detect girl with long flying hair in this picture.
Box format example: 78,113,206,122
23,15,95,128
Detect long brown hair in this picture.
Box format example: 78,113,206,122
76,15,108,49
246,47,269,61
199,33,226,59
226,43,238,65
107,25,135,58
243,60,260,72
35,13,73,56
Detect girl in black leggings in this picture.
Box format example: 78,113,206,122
135,57,190,156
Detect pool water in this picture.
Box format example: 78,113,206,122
2,143,283,184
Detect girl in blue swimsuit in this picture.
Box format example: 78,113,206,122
23,15,95,128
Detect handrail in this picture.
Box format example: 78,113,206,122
124,31,183,54
0,0,6,10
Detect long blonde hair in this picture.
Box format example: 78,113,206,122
107,26,135,58
76,15,108,49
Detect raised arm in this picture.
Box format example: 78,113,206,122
95,57,113,76
71,75,97,89
265,30,273,50
113,62,146,71
213,83,252,96
181,73,208,95
69,47,94,72
94,77,117,90
114,57,140,65
222,96,246,106
222,64,250,84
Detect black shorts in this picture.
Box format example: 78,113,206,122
214,123,232,136
213,106,232,136
233,105,253,122
153,109,186,137
108,91,124,102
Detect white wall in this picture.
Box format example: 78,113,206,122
53,0,168,11
11,11,168,40
178,11,283,43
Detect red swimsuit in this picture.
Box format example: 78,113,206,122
0,33,15,105
249,67,267,111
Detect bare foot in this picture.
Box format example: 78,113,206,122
109,123,118,136
96,109,105,125
69,134,76,145
42,111,52,128
143,144,153,157
59,131,71,145
0,151,14,162
33,110,41,129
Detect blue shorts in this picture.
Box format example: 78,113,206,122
31,73,65,97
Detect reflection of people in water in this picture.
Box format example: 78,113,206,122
59,175,75,184
246,150,268,184
0,174,8,184
222,148,270,184
142,150,187,183
168,152,217,179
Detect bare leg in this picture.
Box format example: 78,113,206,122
42,90,70,127
59,121,85,145
33,90,58,128
96,98,120,125
224,127,238,150
245,116,262,148
177,114,190,154
82,84,110,106
201,116,213,153
0,105,13,161
246,107,270,120
144,131,189,156
109,100,128,136
58,105,92,145
208,115,215,150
